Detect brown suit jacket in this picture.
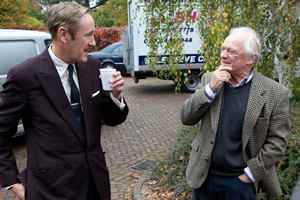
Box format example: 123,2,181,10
0,49,129,200
180,71,290,198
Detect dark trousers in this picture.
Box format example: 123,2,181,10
193,175,256,200
87,173,101,200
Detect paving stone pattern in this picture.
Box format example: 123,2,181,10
0,76,191,200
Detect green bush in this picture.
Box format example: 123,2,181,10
23,16,44,27
149,124,198,198
91,0,127,27
149,103,300,199
276,102,300,198
91,26,125,52
290,76,300,104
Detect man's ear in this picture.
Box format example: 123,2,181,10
246,54,257,65
57,27,69,43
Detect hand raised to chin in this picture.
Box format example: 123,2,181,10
210,65,232,92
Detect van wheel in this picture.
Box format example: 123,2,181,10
181,71,201,93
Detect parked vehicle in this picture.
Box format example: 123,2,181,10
89,42,127,74
0,29,52,137
123,0,205,92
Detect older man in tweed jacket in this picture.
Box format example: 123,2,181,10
180,27,290,200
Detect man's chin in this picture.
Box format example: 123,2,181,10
78,56,88,63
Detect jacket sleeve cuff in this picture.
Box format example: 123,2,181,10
110,93,125,111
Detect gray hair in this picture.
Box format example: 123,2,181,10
230,27,261,63
46,2,89,40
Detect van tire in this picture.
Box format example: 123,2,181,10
181,71,201,93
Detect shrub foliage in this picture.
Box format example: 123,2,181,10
0,25,125,52
91,26,125,51
149,124,198,199
137,0,299,95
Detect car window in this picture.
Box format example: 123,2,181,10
0,40,38,90
0,40,38,75
112,46,121,54
119,45,123,54
44,39,52,48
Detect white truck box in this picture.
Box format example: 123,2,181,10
123,0,205,92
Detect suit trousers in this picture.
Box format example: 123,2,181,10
192,175,256,200
87,172,101,200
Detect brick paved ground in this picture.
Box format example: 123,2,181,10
0,76,191,200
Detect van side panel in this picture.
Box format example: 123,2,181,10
0,29,51,137
0,40,38,89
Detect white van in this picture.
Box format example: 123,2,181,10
0,29,52,136
123,0,205,92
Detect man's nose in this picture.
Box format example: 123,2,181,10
221,50,228,58
90,35,96,46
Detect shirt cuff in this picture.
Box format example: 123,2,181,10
204,83,216,102
244,167,255,183
110,93,126,111
6,184,16,190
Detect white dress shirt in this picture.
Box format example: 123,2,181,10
48,44,125,110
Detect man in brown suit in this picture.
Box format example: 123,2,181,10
181,27,290,200
0,2,128,200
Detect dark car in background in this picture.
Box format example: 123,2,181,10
89,42,127,74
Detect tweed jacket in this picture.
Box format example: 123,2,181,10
180,70,290,198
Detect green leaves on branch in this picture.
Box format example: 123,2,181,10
138,0,196,92
0,0,30,26
139,0,299,96
91,0,128,27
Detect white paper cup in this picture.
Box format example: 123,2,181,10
100,68,116,90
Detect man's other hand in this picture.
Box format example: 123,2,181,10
11,183,25,200
238,173,252,184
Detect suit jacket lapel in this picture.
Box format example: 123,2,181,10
37,50,86,145
242,71,265,150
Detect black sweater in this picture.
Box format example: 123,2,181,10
209,81,252,177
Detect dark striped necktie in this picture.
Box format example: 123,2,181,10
68,65,86,139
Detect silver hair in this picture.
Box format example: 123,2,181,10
46,2,89,40
230,27,262,63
